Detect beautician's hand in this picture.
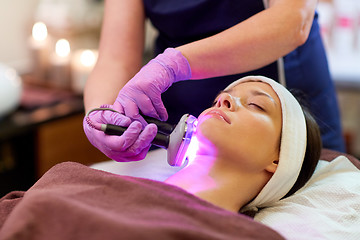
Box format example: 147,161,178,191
115,48,191,124
83,104,158,162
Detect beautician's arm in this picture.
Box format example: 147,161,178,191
82,0,317,161
85,0,316,112
177,0,317,79
84,0,145,112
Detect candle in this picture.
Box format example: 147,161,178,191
28,22,50,80
32,22,48,42
71,49,98,94
50,39,72,89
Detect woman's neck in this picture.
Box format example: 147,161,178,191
164,155,259,212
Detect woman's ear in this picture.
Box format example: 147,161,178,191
265,160,278,173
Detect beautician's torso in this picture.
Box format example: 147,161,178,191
142,0,345,152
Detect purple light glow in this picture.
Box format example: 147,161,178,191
184,135,200,165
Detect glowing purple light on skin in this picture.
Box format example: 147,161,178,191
184,134,200,165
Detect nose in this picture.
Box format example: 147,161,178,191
215,93,237,111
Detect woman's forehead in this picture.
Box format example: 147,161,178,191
228,81,278,97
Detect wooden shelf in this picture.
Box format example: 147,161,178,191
0,79,109,194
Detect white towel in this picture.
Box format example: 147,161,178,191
254,156,360,240
91,148,181,181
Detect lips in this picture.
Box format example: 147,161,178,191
203,109,231,124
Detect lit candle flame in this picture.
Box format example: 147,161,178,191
55,39,71,58
32,22,48,41
80,50,96,67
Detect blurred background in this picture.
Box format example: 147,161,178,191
0,0,359,195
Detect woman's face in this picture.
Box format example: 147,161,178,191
196,81,282,172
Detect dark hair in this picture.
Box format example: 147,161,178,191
283,91,322,198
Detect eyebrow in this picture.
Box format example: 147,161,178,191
250,89,277,106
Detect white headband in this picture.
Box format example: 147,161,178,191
224,76,307,212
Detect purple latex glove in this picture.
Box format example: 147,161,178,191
116,48,191,124
83,104,158,162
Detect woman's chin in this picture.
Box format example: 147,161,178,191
194,130,220,156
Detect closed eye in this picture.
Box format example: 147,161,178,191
249,102,265,111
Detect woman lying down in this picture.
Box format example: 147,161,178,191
0,76,321,239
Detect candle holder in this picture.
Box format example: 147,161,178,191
49,39,72,89
28,22,51,82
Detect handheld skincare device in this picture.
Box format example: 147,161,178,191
86,108,197,167
166,114,197,166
